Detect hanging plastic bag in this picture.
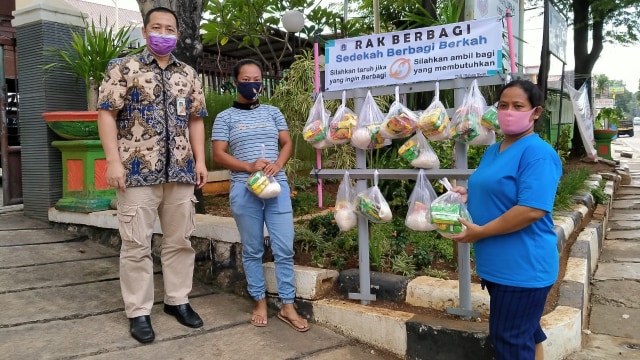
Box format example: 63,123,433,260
302,92,331,149
333,171,357,231
398,131,440,169
380,86,418,139
430,178,473,238
419,82,451,141
481,102,500,132
354,170,392,223
450,79,495,145
405,170,438,231
328,91,358,145
246,144,282,199
351,91,391,150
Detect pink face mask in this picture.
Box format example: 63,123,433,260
497,108,537,135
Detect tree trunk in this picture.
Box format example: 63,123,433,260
136,0,207,213
421,0,438,20
136,0,203,70
570,0,604,158
537,0,550,99
88,79,99,111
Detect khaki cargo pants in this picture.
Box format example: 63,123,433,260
117,183,197,318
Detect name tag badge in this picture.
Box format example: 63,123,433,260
177,97,187,116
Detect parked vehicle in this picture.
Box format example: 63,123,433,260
634,117,640,126
618,116,634,137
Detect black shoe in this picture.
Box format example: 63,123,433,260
164,303,203,328
129,315,155,343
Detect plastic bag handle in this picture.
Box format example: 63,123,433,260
434,82,440,101
374,169,379,187
439,177,452,191
342,90,346,105
395,86,400,101
417,169,425,188
261,143,266,158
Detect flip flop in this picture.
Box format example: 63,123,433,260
277,312,310,332
250,314,267,327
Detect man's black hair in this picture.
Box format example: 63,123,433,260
143,7,179,31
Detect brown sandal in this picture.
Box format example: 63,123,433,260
277,312,310,332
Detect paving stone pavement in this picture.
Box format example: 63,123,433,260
565,138,640,359
0,212,394,360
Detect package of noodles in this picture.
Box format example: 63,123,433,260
351,91,391,150
419,82,451,141
380,86,418,139
329,91,358,144
302,92,331,149
405,170,438,231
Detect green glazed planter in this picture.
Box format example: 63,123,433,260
593,129,617,140
43,111,99,140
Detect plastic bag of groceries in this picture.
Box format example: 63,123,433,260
405,170,438,231
351,91,391,150
354,170,392,223
328,91,358,145
246,144,282,199
419,82,451,141
380,86,418,139
481,102,500,133
398,131,440,169
302,92,331,149
333,171,357,231
450,79,495,145
430,178,473,238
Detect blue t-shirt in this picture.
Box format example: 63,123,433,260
468,134,562,288
211,105,289,183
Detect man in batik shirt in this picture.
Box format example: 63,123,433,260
97,7,207,344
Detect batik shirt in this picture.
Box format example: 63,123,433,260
98,49,207,187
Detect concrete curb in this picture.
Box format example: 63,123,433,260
47,175,616,359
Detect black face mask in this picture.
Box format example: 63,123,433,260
236,81,263,102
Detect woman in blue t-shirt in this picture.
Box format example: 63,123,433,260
451,79,562,360
211,59,309,332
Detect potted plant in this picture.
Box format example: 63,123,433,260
40,18,138,212
42,18,137,139
594,107,623,140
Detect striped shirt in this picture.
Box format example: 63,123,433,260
211,105,288,183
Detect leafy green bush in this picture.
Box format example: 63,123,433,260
591,178,610,205
203,91,236,170
555,169,590,211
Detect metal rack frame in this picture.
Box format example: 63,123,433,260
311,73,511,317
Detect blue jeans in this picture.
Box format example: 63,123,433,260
229,180,296,304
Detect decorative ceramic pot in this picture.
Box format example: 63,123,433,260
42,111,99,140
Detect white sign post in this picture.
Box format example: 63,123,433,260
324,18,503,91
